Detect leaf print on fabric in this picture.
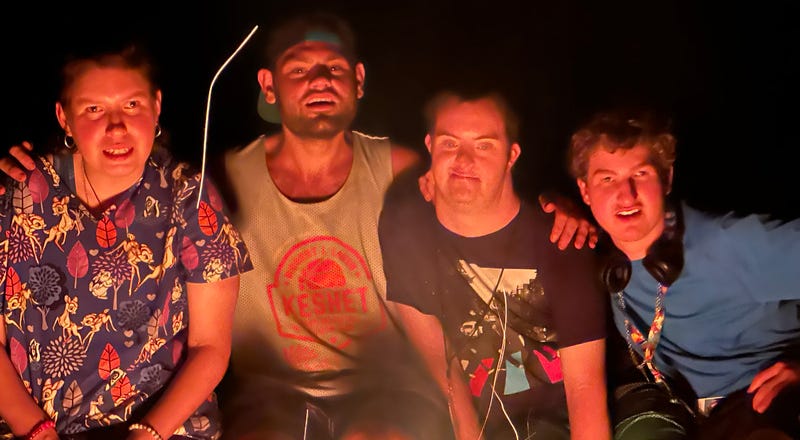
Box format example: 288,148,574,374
114,199,135,230
197,201,218,236
63,380,84,417
5,267,22,302
28,169,49,208
180,236,198,271
98,343,120,380
67,241,89,288
42,335,86,378
4,267,31,331
10,337,28,374
205,182,223,212
12,183,33,214
96,216,117,248
29,264,64,331
172,339,183,366
110,374,131,404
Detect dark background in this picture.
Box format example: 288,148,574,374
4,0,797,218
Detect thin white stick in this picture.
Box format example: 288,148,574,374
197,25,259,208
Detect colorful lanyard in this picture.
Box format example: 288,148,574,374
615,283,668,384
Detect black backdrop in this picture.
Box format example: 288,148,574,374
4,0,797,218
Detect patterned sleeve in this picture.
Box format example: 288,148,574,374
177,170,253,284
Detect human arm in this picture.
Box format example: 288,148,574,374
538,192,598,250
394,303,484,440
559,338,611,440
390,143,422,177
747,360,800,414
128,276,239,439
0,322,59,439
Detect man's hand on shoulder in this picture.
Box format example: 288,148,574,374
0,141,36,195
539,191,598,250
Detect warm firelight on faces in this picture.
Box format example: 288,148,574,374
578,144,670,259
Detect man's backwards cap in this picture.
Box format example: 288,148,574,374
257,12,358,123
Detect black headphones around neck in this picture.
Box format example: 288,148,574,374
599,201,685,293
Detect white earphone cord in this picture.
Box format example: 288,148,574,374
197,25,259,208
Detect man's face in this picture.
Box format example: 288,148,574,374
577,144,670,257
425,98,520,213
266,41,364,139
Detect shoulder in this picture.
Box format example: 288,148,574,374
389,142,422,177
224,135,271,164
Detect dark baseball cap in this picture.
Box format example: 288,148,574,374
257,12,358,124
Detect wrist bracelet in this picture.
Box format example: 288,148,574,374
128,423,164,440
24,419,55,440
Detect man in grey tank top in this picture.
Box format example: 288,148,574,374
0,11,598,440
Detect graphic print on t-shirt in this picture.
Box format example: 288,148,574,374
268,236,388,370
455,260,563,397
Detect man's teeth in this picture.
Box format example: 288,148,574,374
618,208,639,216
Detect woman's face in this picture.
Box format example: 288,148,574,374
56,65,161,186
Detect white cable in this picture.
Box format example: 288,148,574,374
477,271,519,440
197,25,259,208
303,406,310,440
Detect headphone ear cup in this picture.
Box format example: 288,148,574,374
643,239,684,287
642,202,685,287
602,249,632,293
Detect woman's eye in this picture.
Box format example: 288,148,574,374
86,106,100,113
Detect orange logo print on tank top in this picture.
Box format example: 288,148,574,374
267,236,387,369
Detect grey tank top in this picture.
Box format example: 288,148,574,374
223,131,400,396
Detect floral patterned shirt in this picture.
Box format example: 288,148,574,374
0,149,252,439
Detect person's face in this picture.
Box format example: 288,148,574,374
425,98,520,212
259,41,364,139
577,144,671,257
56,65,160,184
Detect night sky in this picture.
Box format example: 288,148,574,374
4,0,798,219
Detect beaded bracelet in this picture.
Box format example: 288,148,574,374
24,419,55,440
128,422,164,440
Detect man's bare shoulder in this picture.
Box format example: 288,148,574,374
224,134,279,160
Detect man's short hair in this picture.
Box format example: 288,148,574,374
568,108,676,184
423,90,520,144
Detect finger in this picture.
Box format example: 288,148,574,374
751,375,786,413
10,143,37,171
0,157,28,182
587,225,599,249
538,194,556,213
556,219,579,250
571,223,589,249
748,362,782,393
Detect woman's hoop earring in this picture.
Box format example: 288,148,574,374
155,124,162,138
63,135,75,150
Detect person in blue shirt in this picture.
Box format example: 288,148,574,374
568,108,800,439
